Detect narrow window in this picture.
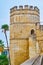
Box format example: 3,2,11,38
31,29,34,35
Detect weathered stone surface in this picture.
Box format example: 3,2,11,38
10,5,43,65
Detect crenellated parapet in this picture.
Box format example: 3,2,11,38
10,5,39,13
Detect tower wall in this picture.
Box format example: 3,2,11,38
10,5,40,65
36,25,43,55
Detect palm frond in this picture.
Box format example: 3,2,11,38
1,24,9,31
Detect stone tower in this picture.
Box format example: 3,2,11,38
10,5,40,65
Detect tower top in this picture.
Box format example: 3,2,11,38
10,5,39,13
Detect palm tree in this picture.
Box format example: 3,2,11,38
1,24,11,65
1,24,9,49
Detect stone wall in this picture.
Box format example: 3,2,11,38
10,5,40,65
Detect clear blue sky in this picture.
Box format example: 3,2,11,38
0,0,43,46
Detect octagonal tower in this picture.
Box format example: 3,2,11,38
10,5,40,65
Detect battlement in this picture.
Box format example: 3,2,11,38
10,5,39,13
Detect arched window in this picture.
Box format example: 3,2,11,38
31,29,34,35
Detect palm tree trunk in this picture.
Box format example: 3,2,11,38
5,32,8,49
4,31,11,65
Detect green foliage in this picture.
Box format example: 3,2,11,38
0,40,3,44
0,54,9,65
1,24,9,31
0,40,4,48
1,24,9,65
